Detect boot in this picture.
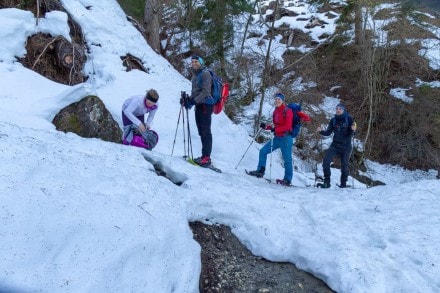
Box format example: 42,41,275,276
247,167,265,178
197,156,212,168
317,182,331,188
276,179,292,186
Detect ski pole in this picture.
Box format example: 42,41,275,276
269,133,274,183
171,106,182,156
185,106,194,160
181,105,188,159
234,128,263,169
351,137,355,188
350,121,357,188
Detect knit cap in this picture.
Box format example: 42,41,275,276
336,103,345,110
274,93,285,101
191,55,204,65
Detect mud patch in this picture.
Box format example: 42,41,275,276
190,221,334,293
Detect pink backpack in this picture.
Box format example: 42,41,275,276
122,126,159,150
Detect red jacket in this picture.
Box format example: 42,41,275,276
270,104,293,137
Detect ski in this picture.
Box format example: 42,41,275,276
336,184,352,188
187,157,222,173
246,170,309,187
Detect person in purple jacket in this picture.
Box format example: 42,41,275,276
121,89,159,138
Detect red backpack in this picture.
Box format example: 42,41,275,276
213,82,229,114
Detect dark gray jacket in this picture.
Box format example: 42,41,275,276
191,67,213,104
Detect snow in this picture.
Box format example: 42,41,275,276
0,1,440,292
389,87,414,103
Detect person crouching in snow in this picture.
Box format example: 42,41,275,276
121,89,159,139
248,92,294,186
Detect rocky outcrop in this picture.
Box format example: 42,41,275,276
52,95,122,142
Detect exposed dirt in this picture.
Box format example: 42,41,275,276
190,221,334,293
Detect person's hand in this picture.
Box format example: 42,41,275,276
352,121,357,131
264,124,274,132
180,97,185,106
138,123,147,133
185,98,195,109
317,126,322,132
260,122,266,129
145,124,151,130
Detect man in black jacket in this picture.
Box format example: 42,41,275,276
317,103,357,188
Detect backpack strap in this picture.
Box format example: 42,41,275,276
196,68,206,88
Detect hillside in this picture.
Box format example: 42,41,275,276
1,1,440,292
153,0,440,175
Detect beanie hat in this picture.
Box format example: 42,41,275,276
191,55,204,65
336,103,345,110
146,89,159,103
274,92,285,101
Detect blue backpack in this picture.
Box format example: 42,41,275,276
284,103,302,138
197,68,223,103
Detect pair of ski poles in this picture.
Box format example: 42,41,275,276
171,101,193,160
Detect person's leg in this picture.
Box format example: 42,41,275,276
122,112,134,141
279,135,293,182
196,104,213,157
339,146,352,186
122,112,144,127
322,145,337,185
122,112,132,126
257,137,280,171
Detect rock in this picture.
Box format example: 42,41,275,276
52,95,122,142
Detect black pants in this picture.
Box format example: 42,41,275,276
323,144,352,185
195,104,213,157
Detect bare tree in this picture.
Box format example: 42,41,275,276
256,0,279,132
144,0,160,52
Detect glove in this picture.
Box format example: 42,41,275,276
179,97,185,106
260,122,266,129
184,98,195,109
270,126,275,133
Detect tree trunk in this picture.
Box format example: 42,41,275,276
144,0,160,52
354,0,363,46
256,0,278,132
55,37,84,70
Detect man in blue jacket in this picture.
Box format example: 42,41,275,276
317,103,356,188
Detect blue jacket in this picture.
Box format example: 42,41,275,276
320,111,354,148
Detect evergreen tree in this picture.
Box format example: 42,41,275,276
188,0,252,70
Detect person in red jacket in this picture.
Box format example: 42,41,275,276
248,92,294,186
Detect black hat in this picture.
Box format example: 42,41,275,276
146,89,159,103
